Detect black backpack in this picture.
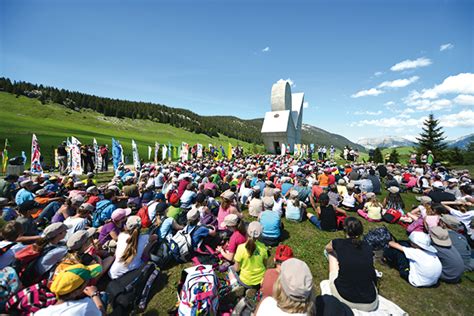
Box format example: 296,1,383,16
106,262,161,315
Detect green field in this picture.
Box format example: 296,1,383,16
0,92,262,167
92,171,474,316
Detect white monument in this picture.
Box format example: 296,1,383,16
261,80,304,154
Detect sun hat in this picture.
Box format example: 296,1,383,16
429,227,452,247
275,244,294,262
346,183,355,189
67,228,97,251
125,215,142,230
86,186,98,194
186,208,200,221
50,263,102,296
280,258,313,302
221,190,235,201
223,214,239,227
20,180,33,187
365,192,376,199
111,208,132,221
79,203,94,213
43,223,68,240
247,221,263,239
416,196,432,204
71,195,85,205
409,231,437,253
73,181,85,189
387,186,400,194
263,196,275,209
289,190,299,198
440,214,462,231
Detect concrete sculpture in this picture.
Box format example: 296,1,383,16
261,80,304,154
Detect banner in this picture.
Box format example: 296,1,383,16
168,142,172,161
93,138,102,172
132,140,140,171
162,144,167,161
70,136,82,175
154,142,159,163
2,139,8,173
30,134,43,174
66,138,72,172
54,149,59,169
197,144,203,158
227,143,232,160
281,143,286,156
112,138,123,170
180,142,189,161
21,151,27,165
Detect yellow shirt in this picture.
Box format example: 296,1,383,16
234,241,268,286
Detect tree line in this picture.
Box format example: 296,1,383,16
0,77,263,144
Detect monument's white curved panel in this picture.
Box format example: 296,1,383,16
271,81,292,112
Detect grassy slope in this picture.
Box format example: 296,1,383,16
0,92,262,165
93,171,474,316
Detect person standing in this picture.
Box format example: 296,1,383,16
100,144,109,171
57,141,68,175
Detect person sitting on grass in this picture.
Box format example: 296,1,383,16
216,214,247,263
383,231,442,287
383,186,405,214
232,221,268,293
248,186,264,218
429,227,465,284
357,192,382,222
325,217,379,312
260,244,293,298
307,193,346,232
340,183,361,212
256,258,314,315
97,208,129,252
441,200,474,239
285,190,306,222
259,198,281,246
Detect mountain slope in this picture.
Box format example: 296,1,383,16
357,136,416,149
447,134,474,149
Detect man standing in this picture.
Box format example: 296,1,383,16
100,144,109,171
57,141,68,175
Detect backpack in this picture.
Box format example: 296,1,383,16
92,200,114,228
137,205,152,228
335,214,347,230
6,279,56,314
107,262,161,316
170,225,198,263
178,265,219,316
363,226,392,251
13,244,55,287
382,208,401,224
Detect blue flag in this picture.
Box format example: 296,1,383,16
112,138,123,170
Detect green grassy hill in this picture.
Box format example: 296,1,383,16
0,92,262,165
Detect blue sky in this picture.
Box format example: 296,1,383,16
1,0,473,143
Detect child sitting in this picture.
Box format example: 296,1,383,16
357,193,383,222
307,193,347,231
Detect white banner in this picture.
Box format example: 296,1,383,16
70,136,83,175
162,145,167,161
132,140,140,171
30,134,43,174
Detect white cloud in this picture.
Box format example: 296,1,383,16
415,99,452,111
384,101,395,106
415,73,474,99
397,108,415,118
303,101,309,108
354,110,382,116
276,78,295,88
453,94,474,106
351,116,425,127
374,71,383,77
262,46,270,52
390,57,432,72
440,110,474,127
440,43,454,51
402,134,419,142
351,88,384,98
378,76,419,89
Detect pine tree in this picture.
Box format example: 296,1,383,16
416,114,447,157
373,148,383,163
389,148,400,163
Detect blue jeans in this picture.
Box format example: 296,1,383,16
309,216,322,229
38,201,61,221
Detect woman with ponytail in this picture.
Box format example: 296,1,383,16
324,217,378,312
108,215,156,279
232,221,268,290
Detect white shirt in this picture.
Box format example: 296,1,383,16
449,208,474,235
403,246,442,287
63,217,88,240
109,233,149,279
34,297,101,316
256,297,306,316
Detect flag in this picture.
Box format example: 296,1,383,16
148,145,152,161
21,151,27,165
2,139,8,173
227,143,232,160
197,144,203,158
168,142,172,161
66,138,72,171
30,134,43,174
93,138,102,172
162,144,167,161
112,138,123,170
132,140,140,171
180,142,189,161
70,136,83,175
54,149,59,169
281,143,286,156
154,142,159,163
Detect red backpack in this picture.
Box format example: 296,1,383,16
13,244,54,286
137,205,152,228
382,209,402,224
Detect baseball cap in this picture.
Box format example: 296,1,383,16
67,228,97,251
365,192,376,199
73,181,85,189
416,196,432,204
346,183,355,189
71,195,85,205
86,186,98,194
280,258,313,302
387,186,400,194
125,216,142,230
223,214,239,227
111,208,132,221
247,221,262,239
275,244,294,262
79,203,94,213
263,196,274,209
43,223,67,240
289,190,299,198
429,227,452,247
187,208,200,221
440,214,462,231
50,263,102,296
221,190,235,201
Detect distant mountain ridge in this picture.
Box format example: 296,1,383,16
447,134,474,149
356,136,416,149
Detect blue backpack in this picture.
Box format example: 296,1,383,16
92,200,114,227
